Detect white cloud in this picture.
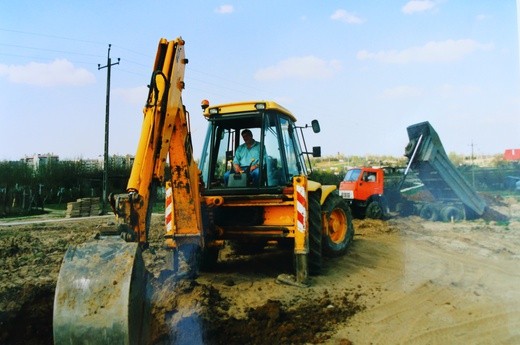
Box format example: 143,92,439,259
438,83,480,98
330,9,364,24
0,59,95,86
114,86,148,105
215,5,234,14
254,56,342,81
381,85,422,99
402,0,436,14
357,39,493,64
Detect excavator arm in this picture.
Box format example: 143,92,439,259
53,38,201,344
110,37,202,248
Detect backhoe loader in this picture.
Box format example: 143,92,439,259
53,37,354,344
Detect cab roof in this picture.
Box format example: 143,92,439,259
203,100,297,122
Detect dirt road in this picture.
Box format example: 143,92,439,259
1,196,519,344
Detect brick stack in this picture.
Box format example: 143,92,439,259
66,197,101,218
65,201,81,218
89,197,100,215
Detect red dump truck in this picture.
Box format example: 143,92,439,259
339,121,488,221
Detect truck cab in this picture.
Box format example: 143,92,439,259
339,167,387,219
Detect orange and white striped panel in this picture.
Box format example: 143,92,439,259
296,184,307,233
165,184,173,232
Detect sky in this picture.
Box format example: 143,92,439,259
0,1,519,161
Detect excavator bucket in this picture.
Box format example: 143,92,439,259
53,237,147,344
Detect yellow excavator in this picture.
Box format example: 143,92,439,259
53,37,354,344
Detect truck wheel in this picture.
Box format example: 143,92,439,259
419,204,439,221
308,192,323,275
322,194,354,257
440,206,464,222
366,200,383,219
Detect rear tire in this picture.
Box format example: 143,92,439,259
440,206,464,222
308,192,323,275
322,193,354,257
419,204,439,221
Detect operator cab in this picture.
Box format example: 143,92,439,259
199,101,319,195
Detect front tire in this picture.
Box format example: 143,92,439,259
322,193,354,257
366,200,383,219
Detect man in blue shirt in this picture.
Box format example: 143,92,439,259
225,129,261,185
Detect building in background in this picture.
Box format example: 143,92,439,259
504,149,520,161
21,153,59,170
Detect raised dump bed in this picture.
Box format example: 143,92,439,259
404,121,487,220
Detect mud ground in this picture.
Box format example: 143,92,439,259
0,195,519,344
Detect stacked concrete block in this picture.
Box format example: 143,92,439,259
65,197,101,218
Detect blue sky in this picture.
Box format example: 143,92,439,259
1,1,519,161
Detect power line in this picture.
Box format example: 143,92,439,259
0,28,106,46
0,27,276,101
0,42,103,58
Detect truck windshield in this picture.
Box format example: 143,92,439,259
344,169,361,182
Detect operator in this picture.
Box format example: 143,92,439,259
224,129,261,185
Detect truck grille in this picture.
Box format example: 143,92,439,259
339,190,354,199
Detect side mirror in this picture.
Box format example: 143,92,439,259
311,120,320,133
312,146,321,158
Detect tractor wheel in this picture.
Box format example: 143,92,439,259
308,192,323,275
366,200,384,219
440,206,464,222
419,204,439,221
322,193,354,257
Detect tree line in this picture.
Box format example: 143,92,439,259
0,160,130,216
1,155,518,217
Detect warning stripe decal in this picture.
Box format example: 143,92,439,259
296,184,306,233
165,186,173,232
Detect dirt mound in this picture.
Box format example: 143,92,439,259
202,289,361,345
353,218,399,236
481,206,509,222
147,278,362,344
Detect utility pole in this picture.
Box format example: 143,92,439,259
470,141,475,187
98,44,120,215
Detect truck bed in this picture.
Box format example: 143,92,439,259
405,121,487,218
